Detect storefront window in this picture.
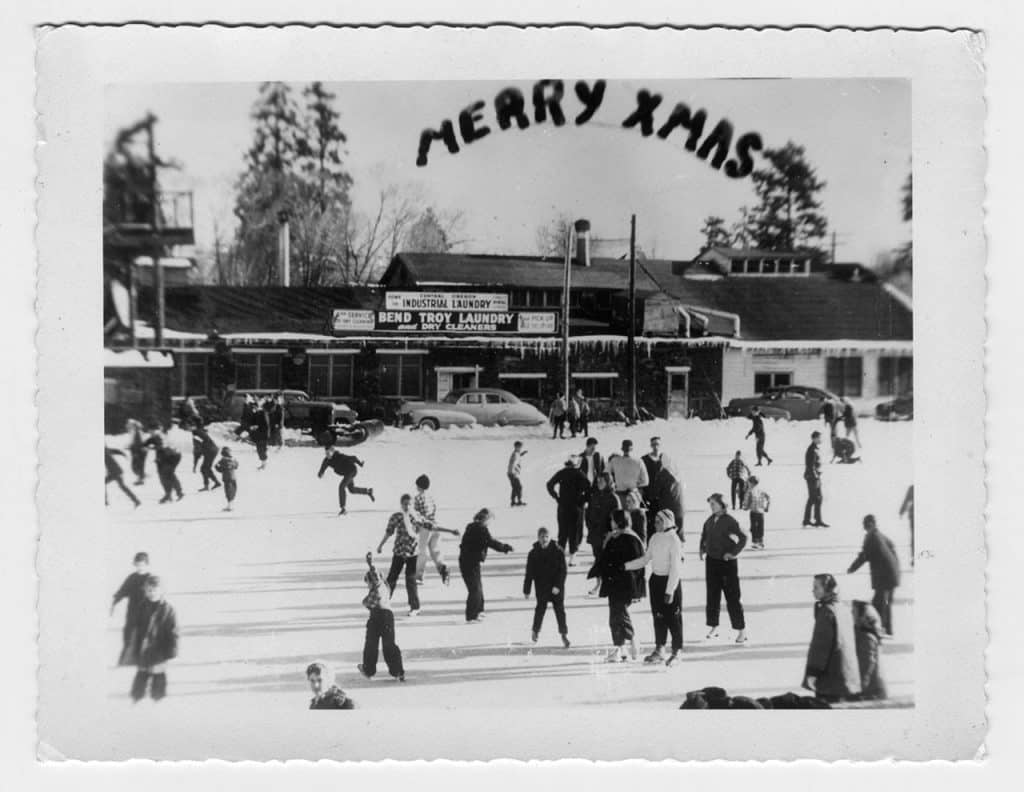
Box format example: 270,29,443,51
182,353,209,397
878,356,913,396
379,354,423,398
572,374,617,399
234,353,282,391
826,357,863,397
308,355,354,398
498,374,546,400
754,371,792,393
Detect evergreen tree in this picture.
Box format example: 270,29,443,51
297,81,353,212
699,215,731,249
749,142,828,252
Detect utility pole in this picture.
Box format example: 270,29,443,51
830,230,837,264
628,214,638,422
562,223,573,399
146,113,165,347
278,209,291,286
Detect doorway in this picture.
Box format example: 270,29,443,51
665,366,690,419
435,366,481,400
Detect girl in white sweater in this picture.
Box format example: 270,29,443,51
625,509,686,666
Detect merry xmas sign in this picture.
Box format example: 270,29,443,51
416,80,763,179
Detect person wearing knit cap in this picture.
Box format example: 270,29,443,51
700,493,748,644
625,509,686,665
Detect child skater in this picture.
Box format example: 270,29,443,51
413,475,459,586
523,526,571,647
358,552,405,682
741,475,771,550
305,661,355,709
214,447,239,511
507,441,527,507
458,508,514,623
111,551,151,666
376,494,421,616
129,576,179,703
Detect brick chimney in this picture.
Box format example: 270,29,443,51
573,218,591,267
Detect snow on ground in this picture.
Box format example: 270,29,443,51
71,418,912,758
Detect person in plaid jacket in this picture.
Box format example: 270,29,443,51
741,475,771,549
412,475,460,586
725,451,751,510
358,553,405,682
377,494,421,615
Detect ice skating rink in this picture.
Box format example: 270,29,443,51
48,418,914,759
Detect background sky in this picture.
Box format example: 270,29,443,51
105,79,910,265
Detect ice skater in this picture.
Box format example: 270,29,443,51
830,434,861,464
587,509,646,662
269,394,284,450
412,475,459,586
147,435,184,504
318,445,375,515
641,436,672,501
105,447,140,508
725,450,750,510
507,441,527,507
458,508,514,623
900,485,915,567
699,493,748,644
523,526,571,647
841,399,861,448
608,439,649,503
546,456,590,566
376,494,421,615
578,436,605,491
129,576,179,703
745,406,773,466
306,661,355,709
802,574,861,703
127,418,148,485
549,392,568,439
584,472,619,596
358,552,405,682
741,475,771,550
802,431,828,528
624,509,685,666
192,425,221,491
111,551,151,666
851,599,888,701
214,447,239,511
846,515,901,637
250,399,272,470
572,389,590,437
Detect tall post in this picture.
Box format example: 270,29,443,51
831,230,837,264
146,114,164,347
278,209,291,286
562,224,573,399
628,214,638,421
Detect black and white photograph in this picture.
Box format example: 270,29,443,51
30,23,990,763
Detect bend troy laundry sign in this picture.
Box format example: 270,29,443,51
330,308,557,334
386,291,509,312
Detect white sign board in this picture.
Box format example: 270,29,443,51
331,309,376,332
386,291,509,312
517,312,558,334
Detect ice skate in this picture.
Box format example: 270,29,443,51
561,634,571,649
356,663,373,679
665,650,682,667
627,639,640,661
408,609,420,617
735,630,748,644
531,631,539,643
705,627,720,640
643,647,666,664
338,508,347,515
605,648,626,663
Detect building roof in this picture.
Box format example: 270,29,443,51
700,245,815,261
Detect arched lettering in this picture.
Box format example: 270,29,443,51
533,80,566,126
415,120,460,167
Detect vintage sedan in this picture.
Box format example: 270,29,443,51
227,389,358,432
400,388,548,430
876,394,913,421
725,385,844,422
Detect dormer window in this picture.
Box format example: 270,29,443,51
731,260,744,274
762,259,777,274
745,259,759,274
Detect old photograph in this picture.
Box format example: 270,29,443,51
34,26,987,761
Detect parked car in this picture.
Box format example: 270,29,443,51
876,394,913,421
399,388,548,430
227,389,358,435
725,385,843,422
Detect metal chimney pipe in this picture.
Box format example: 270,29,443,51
573,218,591,268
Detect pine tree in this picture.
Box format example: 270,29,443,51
699,215,731,249
297,81,353,212
749,142,828,252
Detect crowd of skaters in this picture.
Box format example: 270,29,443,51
105,396,912,709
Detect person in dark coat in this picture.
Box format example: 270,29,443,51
587,509,646,662
130,576,179,702
546,456,591,566
111,551,151,666
802,431,828,527
269,394,285,449
306,661,355,709
846,514,901,636
700,493,748,643
523,527,571,647
458,508,514,623
648,464,685,542
127,419,148,485
192,425,221,490
641,436,672,504
584,473,619,596
358,553,405,682
234,394,256,437
621,489,648,542
841,399,861,448
146,435,184,504
745,406,773,466
249,400,272,469
578,437,605,491
214,447,239,511
802,573,861,703
852,599,888,701
105,447,140,508
549,393,568,439
318,445,375,515
725,450,751,510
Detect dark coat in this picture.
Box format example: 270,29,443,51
250,409,270,440
641,453,665,494
578,450,606,482
318,452,360,478
853,602,888,700
848,529,901,590
136,599,179,668
746,412,766,439
523,541,568,597
805,594,861,699
309,685,355,709
105,448,125,477
154,445,182,473
546,467,591,511
459,520,513,564
192,428,218,456
113,571,150,665
648,467,685,535
699,512,747,560
804,442,822,481
585,489,620,547
588,530,646,601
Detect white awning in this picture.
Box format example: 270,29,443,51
104,349,174,369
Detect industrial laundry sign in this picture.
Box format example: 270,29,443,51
415,79,763,179
331,308,557,334
385,291,509,312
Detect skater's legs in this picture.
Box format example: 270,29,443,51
872,587,894,635
224,480,237,504
113,474,140,505
705,558,724,627
750,513,764,544
362,614,381,676
459,558,484,620
608,596,633,646
532,597,548,634
378,610,404,677
150,672,167,700
650,573,668,647
130,670,150,701
403,557,420,611
722,559,746,630
552,593,568,635
426,531,445,573
415,528,431,579
386,555,405,593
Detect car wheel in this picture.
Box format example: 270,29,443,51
418,417,440,431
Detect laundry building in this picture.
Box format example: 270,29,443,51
113,234,913,426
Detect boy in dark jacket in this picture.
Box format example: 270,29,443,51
458,508,514,623
803,431,828,527
250,400,272,469
193,425,221,490
358,553,405,682
111,551,151,666
147,435,184,504
130,576,179,702
306,661,355,709
846,514,901,636
523,527,571,647
105,447,141,508
214,447,239,511
127,418,148,485
318,445,375,515
745,406,773,466
587,510,646,662
546,456,591,566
